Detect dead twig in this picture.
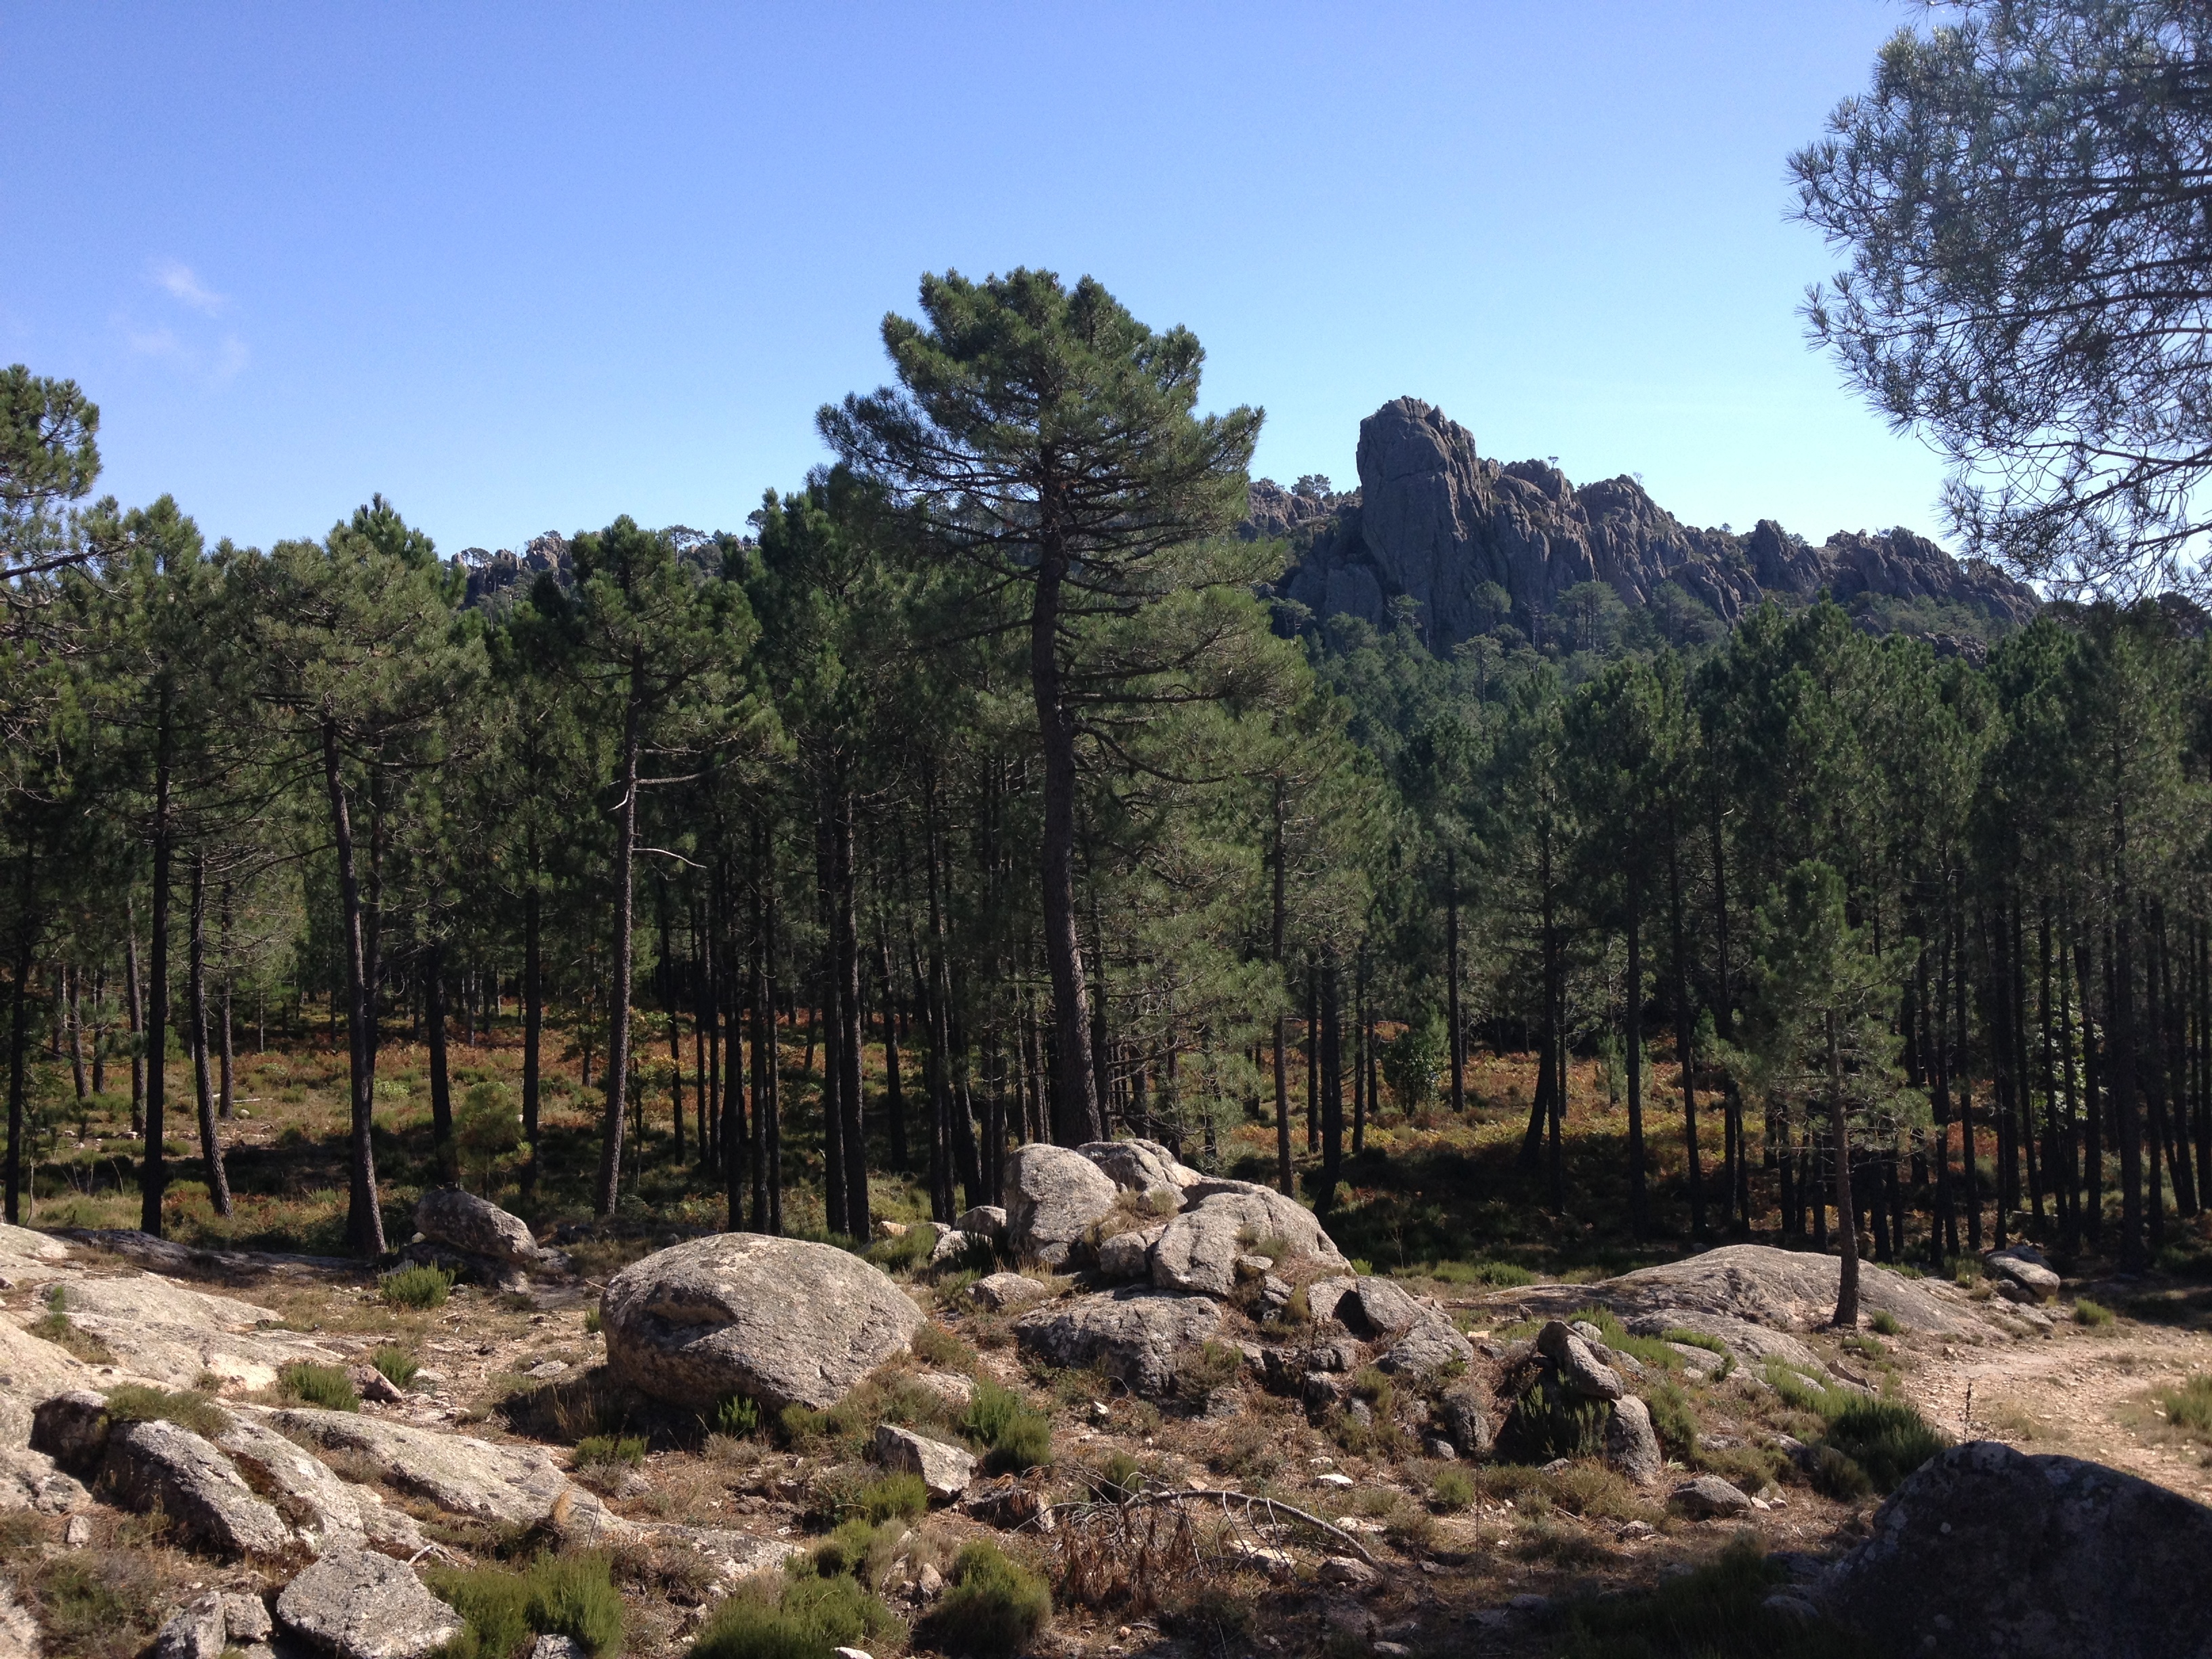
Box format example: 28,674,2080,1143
1044,1486,1382,1569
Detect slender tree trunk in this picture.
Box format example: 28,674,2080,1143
835,794,868,1237
1271,780,1293,1194
4,848,33,1226
125,899,145,1135
1830,1008,1858,1325
659,878,683,1165
1029,546,1103,1146
1447,847,1465,1113
320,723,384,1256
217,886,234,1124
522,885,542,1197
596,665,645,1217
188,853,232,1217
1319,954,1343,1207
2077,933,2104,1242
1305,958,1320,1155
1626,885,1646,1236
66,964,85,1101
1351,949,1368,1156
1668,839,1704,1240
426,939,454,1179
142,736,175,1233
878,930,906,1172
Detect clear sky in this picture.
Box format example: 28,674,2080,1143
0,3,1942,558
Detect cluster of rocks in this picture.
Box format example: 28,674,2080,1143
399,1187,573,1294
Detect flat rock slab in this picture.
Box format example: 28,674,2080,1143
1376,1317,1475,1380
602,1233,923,1412
276,1548,463,1659
1151,1186,1345,1298
63,1309,348,1394
1670,1475,1753,1519
1307,1276,1425,1336
217,1416,424,1555
1824,1442,2212,1659
1076,1139,1202,1195
59,1273,279,1328
58,1229,361,1280
1004,1145,1120,1267
0,1314,96,1441
262,1408,577,1528
1479,1244,1965,1336
104,1417,293,1557
1015,1286,1223,1395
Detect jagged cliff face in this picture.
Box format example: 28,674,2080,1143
1263,396,2037,649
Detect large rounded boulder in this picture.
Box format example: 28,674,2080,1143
601,1234,924,1412
1004,1144,1120,1266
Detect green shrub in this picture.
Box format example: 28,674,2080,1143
1659,1326,1727,1356
1819,1397,1948,1494
381,1265,455,1311
1761,1362,1852,1418
455,1081,525,1191
1568,1307,1681,1371
778,1405,830,1446
1557,1537,1870,1658
1431,1465,1476,1511
373,1347,420,1389
30,1288,116,1365
2074,1298,2114,1327
1097,1448,1145,1502
811,1517,903,1587
1868,1310,1902,1337
428,1552,625,1659
715,1395,762,1438
1807,1443,1874,1501
1503,1376,1609,1463
911,1324,976,1373
583,1305,602,1335
865,1226,937,1274
687,1567,901,1659
102,1383,230,1439
851,1473,928,1525
574,1435,646,1469
1642,1377,1699,1461
918,1541,1051,1659
280,1363,360,1412
2156,1373,2212,1439
1428,1258,1536,1287
961,1379,1052,1473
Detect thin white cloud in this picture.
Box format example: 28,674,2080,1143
126,324,186,361
211,335,249,384
150,259,225,315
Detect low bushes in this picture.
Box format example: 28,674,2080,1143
2155,1372,2212,1440
380,1265,455,1311
1814,1397,1948,1496
687,1563,901,1659
2074,1298,2114,1327
279,1363,359,1412
1556,1538,1870,1658
918,1541,1050,1659
372,1346,420,1389
427,1552,625,1659
961,1380,1052,1473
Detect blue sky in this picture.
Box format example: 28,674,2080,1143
0,3,1942,558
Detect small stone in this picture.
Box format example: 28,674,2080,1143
1603,1395,1664,1488
1619,1519,1655,1540
873,1424,977,1500
526,1359,569,1379
62,1514,91,1547
915,1562,944,1597
224,1593,274,1643
1423,1437,1458,1461
1345,1398,1374,1428
1536,1320,1624,1401
1229,1540,1293,1576
529,1638,587,1659
1318,1556,1378,1589
1671,1475,1754,1519
832,1649,874,1659
1203,1387,1243,1420
966,1272,1050,1313
873,1220,909,1238
1234,1254,1274,1279
152,1594,228,1659
1540,1458,1572,1475
1316,1472,1354,1488
1372,1645,1412,1656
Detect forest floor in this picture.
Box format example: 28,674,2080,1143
13,1015,2212,1658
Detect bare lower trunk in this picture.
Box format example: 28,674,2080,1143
1830,1008,1858,1327
4,848,33,1226
1626,890,1646,1235
835,796,868,1237
426,939,453,1179
188,853,231,1218
522,886,542,1196
597,670,644,1217
1031,552,1103,1145
125,901,144,1135
321,721,384,1256
141,729,174,1235
1447,848,1465,1113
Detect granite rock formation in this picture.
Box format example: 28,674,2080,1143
1261,397,2036,651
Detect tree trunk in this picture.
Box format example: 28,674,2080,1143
1668,839,1704,1240
596,663,644,1217
1626,885,1646,1235
1830,1008,1858,1326
217,885,235,1124
188,853,232,1218
1447,847,1465,1113
659,878,683,1165
141,737,173,1233
879,929,906,1172
522,885,542,1196
66,965,85,1101
835,794,868,1237
1319,954,1343,1207
125,898,144,1135
321,722,384,1256
4,848,32,1226
426,939,454,1179
1271,780,1292,1194
1029,546,1103,1147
